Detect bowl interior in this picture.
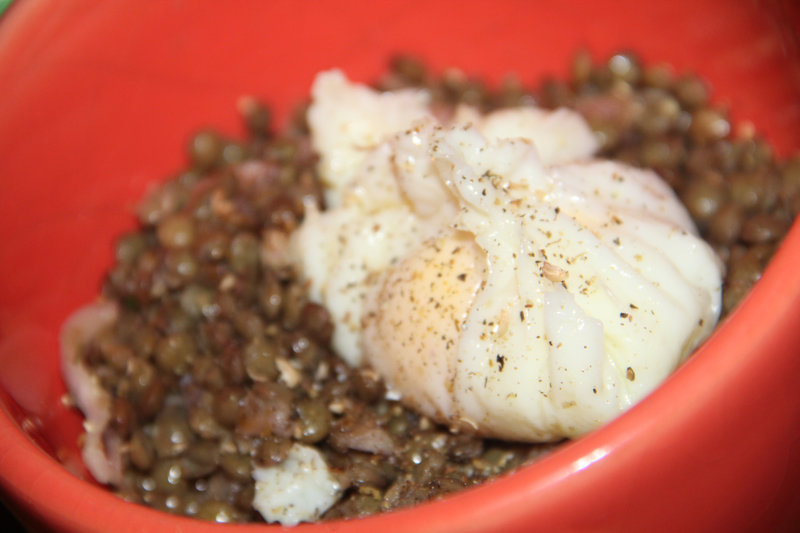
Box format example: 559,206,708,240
1,0,799,531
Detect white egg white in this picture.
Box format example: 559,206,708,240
291,71,723,442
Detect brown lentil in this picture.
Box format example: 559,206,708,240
73,52,798,524
189,130,224,172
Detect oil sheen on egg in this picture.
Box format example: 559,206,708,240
291,70,723,442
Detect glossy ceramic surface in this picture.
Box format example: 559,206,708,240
0,1,799,531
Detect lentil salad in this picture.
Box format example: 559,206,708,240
62,52,799,524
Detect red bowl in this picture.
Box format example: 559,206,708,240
1,1,799,531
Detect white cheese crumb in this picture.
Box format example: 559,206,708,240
252,443,342,526
276,357,302,388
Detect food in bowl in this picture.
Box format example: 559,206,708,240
60,52,798,525
295,69,721,442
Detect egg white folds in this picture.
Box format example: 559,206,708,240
291,70,722,441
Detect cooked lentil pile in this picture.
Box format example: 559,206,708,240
72,52,799,523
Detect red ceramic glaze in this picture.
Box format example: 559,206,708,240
1,1,799,531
